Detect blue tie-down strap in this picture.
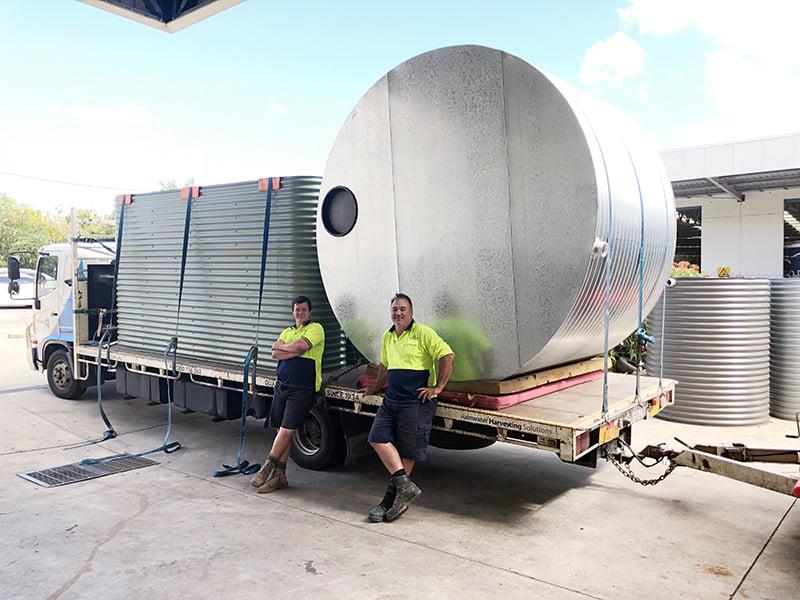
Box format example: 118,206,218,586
78,339,184,466
213,345,261,477
64,330,118,451
214,181,273,477
635,327,655,345
64,427,117,451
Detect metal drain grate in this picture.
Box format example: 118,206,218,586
18,455,158,488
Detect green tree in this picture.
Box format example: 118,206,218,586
0,195,63,268
53,207,117,240
158,178,194,191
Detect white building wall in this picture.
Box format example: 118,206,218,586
662,133,800,180
675,191,789,277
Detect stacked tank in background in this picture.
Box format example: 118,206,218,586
645,278,771,426
115,176,348,374
769,278,800,420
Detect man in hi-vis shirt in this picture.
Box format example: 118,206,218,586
250,295,324,493
365,293,455,522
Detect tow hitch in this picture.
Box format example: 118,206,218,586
604,437,800,497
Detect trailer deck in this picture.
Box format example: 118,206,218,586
77,343,675,465
327,374,674,463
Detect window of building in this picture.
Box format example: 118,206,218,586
674,206,701,268
784,198,800,276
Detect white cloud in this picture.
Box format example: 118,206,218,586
266,101,287,113
633,87,649,102
670,48,800,146
619,0,800,69
578,31,646,88
618,0,800,145
618,0,697,37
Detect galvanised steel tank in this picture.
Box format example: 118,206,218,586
317,45,675,381
645,278,770,426
116,177,347,373
769,278,800,420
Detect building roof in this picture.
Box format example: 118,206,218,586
670,168,800,199
660,133,800,200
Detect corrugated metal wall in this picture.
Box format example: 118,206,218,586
116,176,347,373
769,278,800,419
645,278,770,426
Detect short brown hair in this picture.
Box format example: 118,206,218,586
391,293,413,309
292,295,312,311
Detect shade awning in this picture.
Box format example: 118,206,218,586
78,0,243,33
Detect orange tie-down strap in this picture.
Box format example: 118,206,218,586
181,186,200,200
258,177,281,192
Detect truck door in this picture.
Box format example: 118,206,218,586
34,254,62,346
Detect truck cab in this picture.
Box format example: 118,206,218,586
8,242,116,398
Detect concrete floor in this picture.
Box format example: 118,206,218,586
0,307,798,600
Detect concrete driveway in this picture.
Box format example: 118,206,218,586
1,307,797,600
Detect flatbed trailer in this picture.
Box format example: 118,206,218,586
72,341,675,469
66,341,799,499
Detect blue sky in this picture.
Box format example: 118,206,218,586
1,0,799,214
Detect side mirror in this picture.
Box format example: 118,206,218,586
8,281,19,297
7,255,20,281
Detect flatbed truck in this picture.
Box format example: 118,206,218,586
9,229,797,499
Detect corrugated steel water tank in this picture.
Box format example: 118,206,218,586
317,45,676,381
645,278,770,426
116,177,347,373
769,278,800,419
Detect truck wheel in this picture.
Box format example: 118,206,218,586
47,349,87,400
290,404,345,471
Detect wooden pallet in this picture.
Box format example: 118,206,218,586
444,357,606,396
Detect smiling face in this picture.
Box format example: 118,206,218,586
292,301,310,327
390,297,413,333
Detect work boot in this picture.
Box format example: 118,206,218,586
249,455,277,488
384,475,421,522
257,466,288,494
367,480,396,523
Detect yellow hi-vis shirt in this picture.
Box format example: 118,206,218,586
276,321,325,391
380,320,453,400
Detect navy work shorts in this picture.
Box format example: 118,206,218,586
269,382,316,430
367,396,438,461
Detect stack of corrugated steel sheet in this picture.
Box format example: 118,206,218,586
116,176,347,373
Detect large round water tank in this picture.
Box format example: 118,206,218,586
317,45,675,381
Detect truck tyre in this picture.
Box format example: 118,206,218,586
47,349,87,400
290,404,345,471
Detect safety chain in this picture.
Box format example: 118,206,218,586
607,450,678,486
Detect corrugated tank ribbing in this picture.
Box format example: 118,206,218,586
645,278,770,426
769,278,800,419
